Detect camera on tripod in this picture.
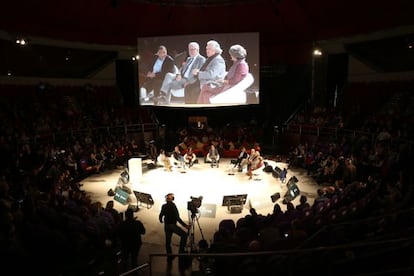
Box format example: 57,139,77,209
187,196,203,216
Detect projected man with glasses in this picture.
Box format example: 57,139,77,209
185,40,226,104
160,42,206,103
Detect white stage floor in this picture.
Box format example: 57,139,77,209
80,158,320,275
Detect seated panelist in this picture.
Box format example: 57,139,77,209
206,144,220,167
234,146,249,171
157,149,172,171
184,146,197,167
247,149,264,180
172,146,185,168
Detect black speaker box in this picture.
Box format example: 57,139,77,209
271,192,281,203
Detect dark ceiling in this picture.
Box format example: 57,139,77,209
0,0,414,78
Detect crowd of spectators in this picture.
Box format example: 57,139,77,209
0,82,412,275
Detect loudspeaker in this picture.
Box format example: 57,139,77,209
273,166,282,178
283,177,300,203
271,192,281,203
263,164,273,172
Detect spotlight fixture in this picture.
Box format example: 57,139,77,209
313,48,322,56
15,38,28,46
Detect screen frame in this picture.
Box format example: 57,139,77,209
137,32,259,108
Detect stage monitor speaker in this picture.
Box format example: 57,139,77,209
271,192,281,203
283,177,300,203
107,188,115,196
222,194,248,207
273,166,282,178
133,191,154,209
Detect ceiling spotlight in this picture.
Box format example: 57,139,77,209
313,49,322,56
16,38,27,46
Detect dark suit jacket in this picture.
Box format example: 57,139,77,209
181,54,206,84
153,55,176,80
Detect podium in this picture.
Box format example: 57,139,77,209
128,158,142,184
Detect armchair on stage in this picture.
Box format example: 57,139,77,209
169,73,254,105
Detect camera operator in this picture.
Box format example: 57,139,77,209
159,193,190,262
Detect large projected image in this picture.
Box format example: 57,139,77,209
137,32,259,107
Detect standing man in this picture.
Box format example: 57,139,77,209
118,208,146,273
160,42,206,103
159,193,190,262
185,40,226,104
140,45,175,105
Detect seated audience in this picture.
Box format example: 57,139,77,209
295,195,310,211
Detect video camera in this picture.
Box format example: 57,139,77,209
187,196,203,216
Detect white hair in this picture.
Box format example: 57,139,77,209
207,40,223,54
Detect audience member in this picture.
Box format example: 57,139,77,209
295,195,310,211
197,44,249,104
118,208,146,274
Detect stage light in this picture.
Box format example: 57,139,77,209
271,192,281,203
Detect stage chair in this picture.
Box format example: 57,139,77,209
251,160,265,181
209,73,254,104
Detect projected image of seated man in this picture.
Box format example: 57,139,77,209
160,42,206,103
185,40,226,104
197,44,249,104
140,45,176,105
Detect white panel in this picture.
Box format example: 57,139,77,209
128,158,142,185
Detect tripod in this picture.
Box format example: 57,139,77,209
187,210,205,253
